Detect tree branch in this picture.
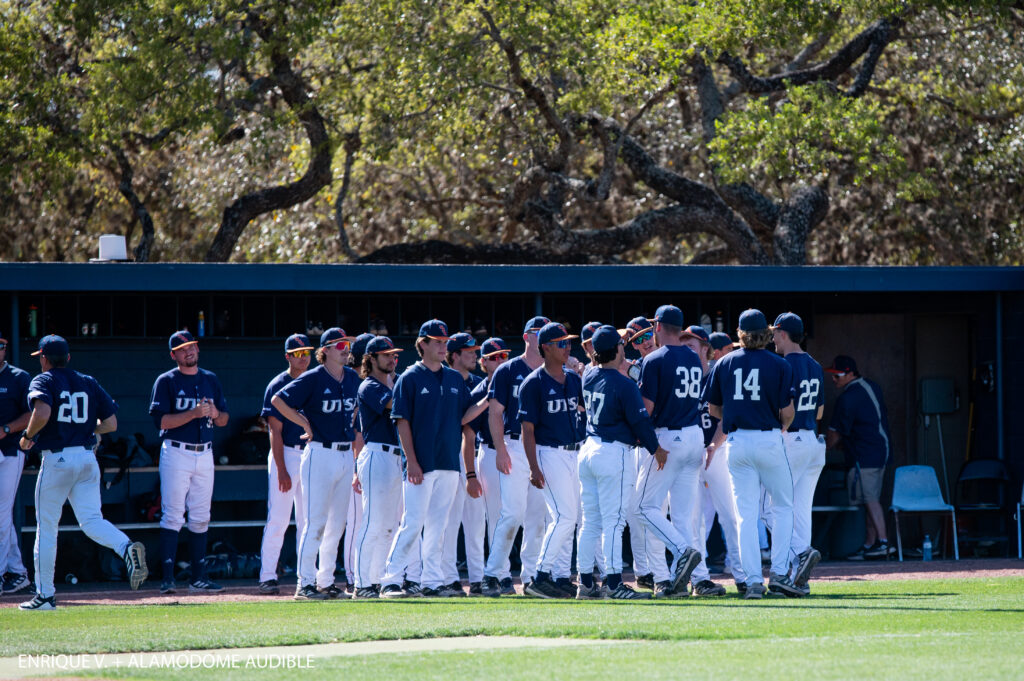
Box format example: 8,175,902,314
334,131,360,261
111,146,155,262
773,185,830,265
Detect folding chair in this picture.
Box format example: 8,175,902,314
890,465,959,561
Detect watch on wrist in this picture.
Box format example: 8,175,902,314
22,430,38,442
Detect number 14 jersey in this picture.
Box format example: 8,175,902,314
702,348,793,434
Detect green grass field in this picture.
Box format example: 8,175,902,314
3,577,1023,680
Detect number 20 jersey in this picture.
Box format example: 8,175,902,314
702,348,793,434
784,353,824,432
27,368,117,451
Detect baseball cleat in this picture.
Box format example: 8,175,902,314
401,580,423,597
257,580,281,595
635,573,655,590
2,572,32,595
692,580,727,597
379,584,407,599
743,583,766,600
318,584,350,599
353,586,379,599
554,578,577,599
524,577,563,600
670,548,701,593
608,583,651,600
654,581,687,599
19,594,56,611
768,573,803,598
124,542,148,591
294,584,328,600
863,541,894,559
442,581,466,597
467,582,484,597
189,578,224,593
480,576,502,598
575,583,606,600
499,577,516,595
734,581,747,595
159,580,177,595
793,548,821,587
419,586,443,597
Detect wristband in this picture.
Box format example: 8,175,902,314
466,471,477,480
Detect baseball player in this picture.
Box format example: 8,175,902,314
352,336,404,598
379,320,478,598
631,306,704,598
18,335,147,610
480,316,551,597
0,331,33,596
341,332,375,592
708,333,734,364
150,330,229,594
576,326,669,600
272,327,360,600
256,333,313,595
580,322,602,370
621,314,667,591
703,309,799,599
440,333,484,596
520,323,585,599
467,337,508,596
772,313,825,593
679,325,736,595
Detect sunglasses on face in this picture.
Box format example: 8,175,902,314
291,349,312,358
0,344,6,351
546,339,571,349
333,341,351,352
485,352,509,361
632,332,653,345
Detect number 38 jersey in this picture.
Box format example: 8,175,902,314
638,345,703,430
784,353,824,432
28,368,117,451
702,348,793,434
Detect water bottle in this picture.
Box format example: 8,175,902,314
198,310,206,337
65,573,78,585
922,534,932,561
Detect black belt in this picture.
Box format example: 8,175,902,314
379,443,402,455
508,433,522,441
546,443,581,452
312,441,352,452
168,441,211,452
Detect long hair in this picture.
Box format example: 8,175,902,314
315,346,328,364
738,329,772,350
360,353,374,379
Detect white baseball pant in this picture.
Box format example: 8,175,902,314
442,455,487,584
158,441,214,533
783,430,826,572
353,443,403,588
576,437,633,577
476,445,504,577
635,426,705,583
535,445,580,579
343,477,362,583
33,447,131,598
695,444,745,584
296,442,354,589
483,438,547,582
628,447,667,578
259,446,305,583
0,451,28,576
382,469,459,589
726,429,793,586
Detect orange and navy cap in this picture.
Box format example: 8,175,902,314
366,336,403,355
481,337,510,358
418,319,450,341
622,316,654,343
32,334,69,357
447,333,481,353
321,327,355,347
580,321,602,346
168,330,198,351
681,325,710,344
285,333,312,354
538,322,578,344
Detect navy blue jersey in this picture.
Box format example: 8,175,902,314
465,372,483,390
784,353,825,432
698,374,720,447
488,356,535,435
276,365,359,444
29,368,117,451
149,368,228,444
468,378,493,448
582,367,659,454
392,362,472,473
703,348,793,433
0,363,30,456
261,371,307,449
517,367,585,447
638,345,703,430
358,376,398,446
829,377,891,468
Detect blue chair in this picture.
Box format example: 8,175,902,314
890,465,959,561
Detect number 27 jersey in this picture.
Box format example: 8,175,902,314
28,368,117,451
702,348,793,433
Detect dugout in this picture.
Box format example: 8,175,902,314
1,263,1022,573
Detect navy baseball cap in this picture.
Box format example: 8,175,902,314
681,325,710,344
168,330,197,351
351,333,376,358
772,312,803,337
623,316,654,342
591,325,624,354
481,337,510,357
285,333,312,354
653,304,684,328
538,322,578,345
32,334,70,357
523,316,550,334
738,309,768,332
825,355,859,375
447,332,480,353
580,321,602,344
366,336,403,355
709,332,733,351
320,327,355,346
419,319,450,341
